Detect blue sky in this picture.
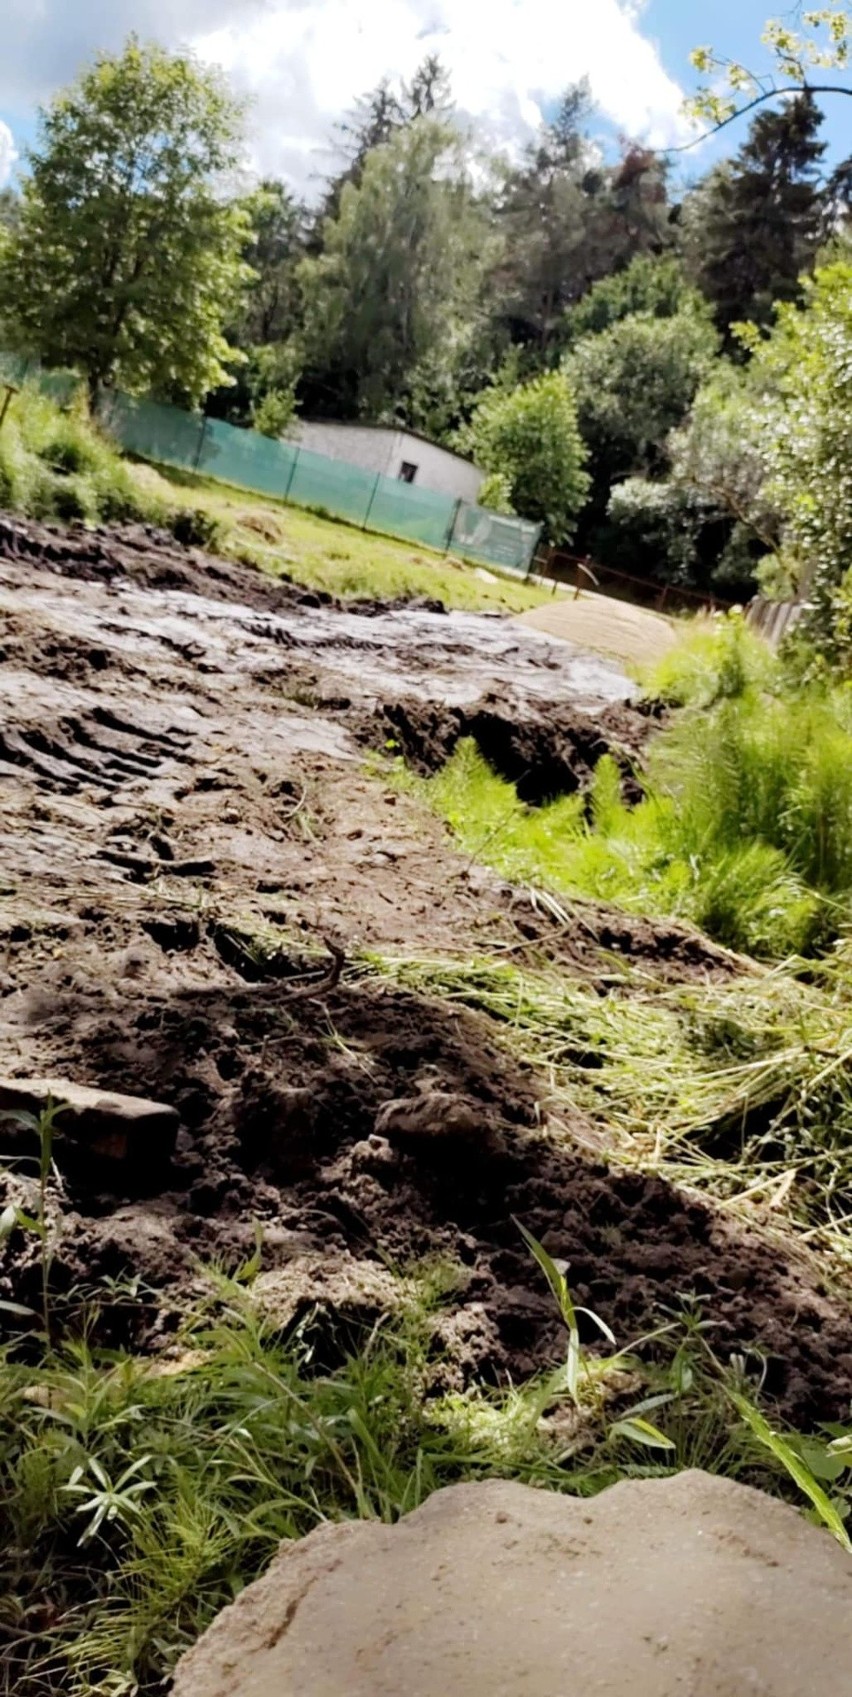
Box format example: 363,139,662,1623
1,0,851,196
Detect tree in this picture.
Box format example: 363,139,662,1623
563,253,703,344
566,307,719,484
684,93,827,338
605,363,777,595
465,371,590,543
491,94,676,361
317,55,453,228
490,85,595,358
238,181,308,347
403,55,454,121
0,188,18,233
743,256,852,624
687,9,851,139
299,119,491,422
0,38,249,404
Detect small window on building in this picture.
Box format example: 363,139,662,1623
399,460,418,483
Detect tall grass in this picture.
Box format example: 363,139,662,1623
0,386,159,526
0,385,221,545
2,1265,848,1696
421,662,852,958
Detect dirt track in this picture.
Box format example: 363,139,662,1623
1,516,849,1425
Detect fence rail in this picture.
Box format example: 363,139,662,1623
746,595,805,648
543,549,736,617
0,352,542,576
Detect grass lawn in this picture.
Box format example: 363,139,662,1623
130,461,552,615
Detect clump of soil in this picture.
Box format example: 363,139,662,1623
356,693,651,804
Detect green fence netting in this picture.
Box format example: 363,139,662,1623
2,363,542,574
103,394,541,573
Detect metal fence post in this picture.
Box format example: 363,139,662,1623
444,497,463,554
193,415,208,472
363,469,382,530
525,524,544,580
283,445,300,504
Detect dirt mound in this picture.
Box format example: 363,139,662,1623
357,693,650,803
3,960,848,1425
171,1474,852,1697
0,511,330,612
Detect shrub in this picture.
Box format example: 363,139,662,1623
464,370,589,543
643,614,778,707
0,382,171,530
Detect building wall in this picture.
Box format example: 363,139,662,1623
296,421,483,503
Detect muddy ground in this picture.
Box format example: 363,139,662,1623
1,515,849,1427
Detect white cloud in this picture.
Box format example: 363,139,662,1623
193,0,693,194
0,121,16,187
0,0,693,198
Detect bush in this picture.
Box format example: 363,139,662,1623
464,371,589,543
0,382,176,531
643,614,778,707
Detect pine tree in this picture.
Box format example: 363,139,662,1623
685,92,827,339
317,58,452,230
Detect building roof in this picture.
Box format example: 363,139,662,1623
299,416,476,466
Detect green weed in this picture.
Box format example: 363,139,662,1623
643,613,779,706
417,677,852,957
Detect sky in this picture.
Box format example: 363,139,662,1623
1,0,851,197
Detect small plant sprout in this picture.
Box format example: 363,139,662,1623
515,1218,674,1451
63,1455,156,1545
0,1098,67,1343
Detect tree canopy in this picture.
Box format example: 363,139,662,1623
299,118,491,422
0,38,249,403
465,370,590,543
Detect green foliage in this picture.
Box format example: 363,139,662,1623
299,118,492,422
476,470,515,514
566,307,719,481
643,615,779,706
744,258,852,642
683,94,827,339
465,370,589,542
252,389,297,439
0,384,164,526
563,254,705,345
0,383,229,541
494,87,675,361
237,181,307,347
0,38,249,403
688,11,850,132
605,476,713,586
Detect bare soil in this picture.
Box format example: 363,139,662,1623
520,586,679,668
1,515,849,1426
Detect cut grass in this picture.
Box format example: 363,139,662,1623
359,946,852,1261
128,462,552,614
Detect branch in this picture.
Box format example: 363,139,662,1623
279,936,346,1002
668,82,852,155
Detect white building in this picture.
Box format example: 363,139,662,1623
295,420,484,504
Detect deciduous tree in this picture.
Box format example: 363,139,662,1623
465,370,589,542
0,38,249,404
